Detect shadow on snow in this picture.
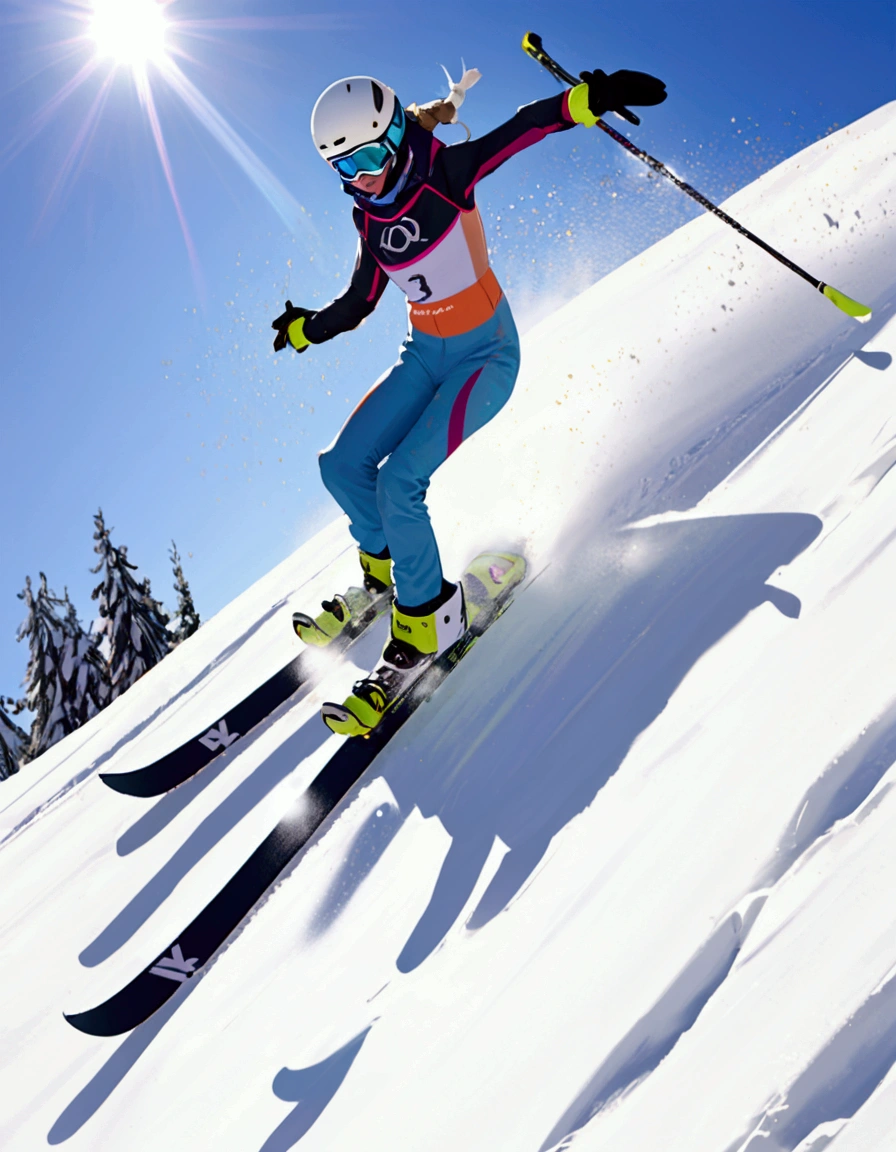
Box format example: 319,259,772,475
258,1028,372,1152
379,511,820,974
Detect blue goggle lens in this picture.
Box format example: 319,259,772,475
331,102,405,182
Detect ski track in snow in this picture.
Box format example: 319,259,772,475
545,320,896,1150
2,105,896,1152
544,581,896,1148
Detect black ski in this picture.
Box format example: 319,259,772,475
100,590,392,798
65,571,525,1036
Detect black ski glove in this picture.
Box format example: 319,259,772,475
272,300,317,353
579,69,667,126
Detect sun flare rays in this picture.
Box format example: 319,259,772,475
8,0,314,270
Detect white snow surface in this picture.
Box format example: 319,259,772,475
3,105,896,1152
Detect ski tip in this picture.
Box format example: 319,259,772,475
65,1003,145,1036
98,770,147,797
823,284,872,323
64,1008,110,1036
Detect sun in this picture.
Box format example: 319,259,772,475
89,0,169,71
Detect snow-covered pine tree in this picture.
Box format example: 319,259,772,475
17,574,72,760
91,509,171,701
0,698,27,780
15,575,110,762
169,541,200,643
60,587,111,727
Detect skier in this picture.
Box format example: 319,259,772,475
272,64,666,734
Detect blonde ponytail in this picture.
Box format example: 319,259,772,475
407,65,481,137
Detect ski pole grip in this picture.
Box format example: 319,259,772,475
522,31,578,87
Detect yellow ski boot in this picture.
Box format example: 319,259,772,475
321,552,526,736
292,548,392,647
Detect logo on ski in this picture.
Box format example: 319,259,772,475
149,944,198,983
198,718,240,752
380,217,427,254
489,563,509,584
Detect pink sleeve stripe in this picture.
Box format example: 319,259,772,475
366,262,384,303
464,122,569,198
447,366,484,457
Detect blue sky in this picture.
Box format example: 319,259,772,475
1,0,894,703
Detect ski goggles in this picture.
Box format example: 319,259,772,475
329,101,406,182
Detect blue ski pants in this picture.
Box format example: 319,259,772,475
318,296,521,607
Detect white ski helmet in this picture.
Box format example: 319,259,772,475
311,76,406,181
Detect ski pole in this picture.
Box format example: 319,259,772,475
522,32,872,323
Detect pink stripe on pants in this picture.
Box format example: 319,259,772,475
447,366,484,457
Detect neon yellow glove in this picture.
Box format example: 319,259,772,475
567,83,601,128
272,301,316,353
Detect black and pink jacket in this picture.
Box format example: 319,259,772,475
304,90,576,342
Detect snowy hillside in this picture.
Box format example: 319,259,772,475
2,103,895,1152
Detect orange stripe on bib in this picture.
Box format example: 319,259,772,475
409,268,503,338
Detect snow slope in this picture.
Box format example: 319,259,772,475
2,103,895,1152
